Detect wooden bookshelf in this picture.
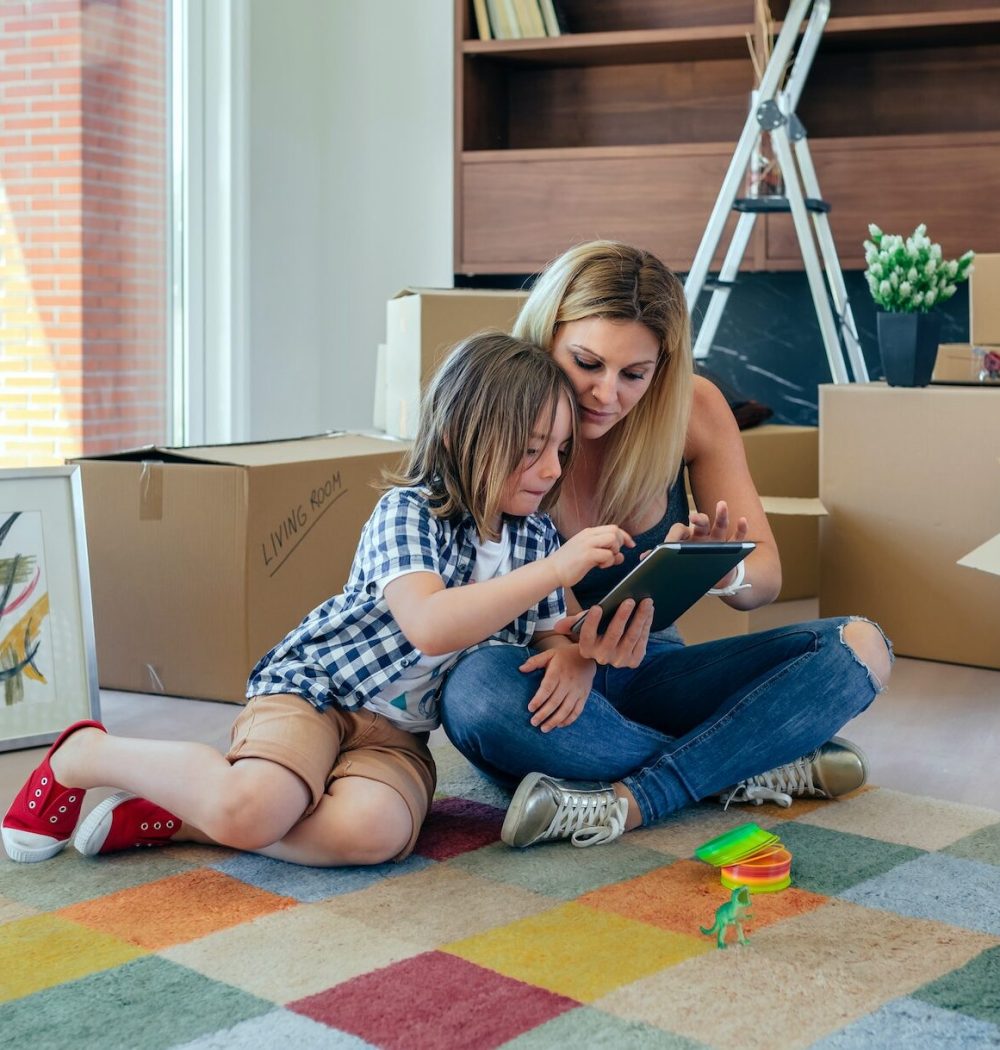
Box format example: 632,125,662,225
454,0,1000,275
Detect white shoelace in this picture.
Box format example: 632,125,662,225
543,792,629,848
721,751,820,810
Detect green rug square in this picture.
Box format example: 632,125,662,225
913,944,1000,1027
944,821,1000,868
775,822,925,896
0,850,198,911
0,955,274,1050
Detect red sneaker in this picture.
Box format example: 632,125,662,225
2,719,106,863
74,792,181,856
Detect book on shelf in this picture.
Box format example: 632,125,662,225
538,0,563,36
472,0,492,40
486,0,513,39
513,0,547,38
502,0,522,38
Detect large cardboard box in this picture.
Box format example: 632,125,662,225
72,433,409,703
382,288,528,438
819,383,1000,669
970,252,1000,347
739,423,825,602
677,424,824,643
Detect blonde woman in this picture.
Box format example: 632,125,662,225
440,240,892,848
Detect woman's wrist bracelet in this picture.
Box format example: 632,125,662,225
707,559,753,597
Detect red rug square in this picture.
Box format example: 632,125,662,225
289,949,578,1049
414,798,503,861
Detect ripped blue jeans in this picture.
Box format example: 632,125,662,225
440,617,889,827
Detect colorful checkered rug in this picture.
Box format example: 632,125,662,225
3,739,1000,1049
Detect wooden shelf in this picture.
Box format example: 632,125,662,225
461,8,1000,66
454,1,1000,275
462,25,754,65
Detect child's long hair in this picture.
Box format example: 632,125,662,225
513,240,693,528
386,331,578,541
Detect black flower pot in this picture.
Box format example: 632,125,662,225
876,310,942,387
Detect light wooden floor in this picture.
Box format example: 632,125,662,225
3,652,1000,845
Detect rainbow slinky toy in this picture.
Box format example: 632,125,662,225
695,822,792,893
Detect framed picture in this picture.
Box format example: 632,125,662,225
0,466,100,752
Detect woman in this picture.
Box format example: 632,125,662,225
440,240,892,848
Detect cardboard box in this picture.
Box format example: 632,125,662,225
676,424,824,644
737,424,826,602
932,343,981,385
819,384,1000,670
383,288,528,438
970,253,1000,346
72,433,409,703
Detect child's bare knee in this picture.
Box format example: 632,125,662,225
841,618,892,689
209,779,300,850
331,781,413,864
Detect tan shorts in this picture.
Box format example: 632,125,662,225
226,693,436,860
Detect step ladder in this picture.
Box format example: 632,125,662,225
683,0,868,384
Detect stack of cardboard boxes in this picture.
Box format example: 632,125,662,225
819,257,1000,670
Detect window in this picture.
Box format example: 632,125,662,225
0,0,171,467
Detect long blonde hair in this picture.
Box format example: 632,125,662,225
385,331,578,541
513,240,693,526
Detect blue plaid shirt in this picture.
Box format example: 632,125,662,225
246,486,565,726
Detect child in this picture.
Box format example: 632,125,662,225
2,332,632,867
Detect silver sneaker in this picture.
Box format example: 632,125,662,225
720,737,868,809
501,772,628,848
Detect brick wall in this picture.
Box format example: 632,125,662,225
0,0,167,468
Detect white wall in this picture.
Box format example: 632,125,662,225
246,0,453,441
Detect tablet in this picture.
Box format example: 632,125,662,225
571,541,756,634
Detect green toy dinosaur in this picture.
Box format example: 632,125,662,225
699,884,753,949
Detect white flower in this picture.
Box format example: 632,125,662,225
879,280,892,298
925,289,937,306
899,281,911,298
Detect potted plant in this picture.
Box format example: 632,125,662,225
864,224,974,387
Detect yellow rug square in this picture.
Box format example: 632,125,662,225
444,900,710,1003
0,913,145,1003
57,868,296,950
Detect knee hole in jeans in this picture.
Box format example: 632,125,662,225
840,618,893,691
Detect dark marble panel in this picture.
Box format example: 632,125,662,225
689,271,969,425
456,270,970,426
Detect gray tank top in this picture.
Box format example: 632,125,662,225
564,470,689,609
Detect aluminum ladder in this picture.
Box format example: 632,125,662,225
683,0,868,383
